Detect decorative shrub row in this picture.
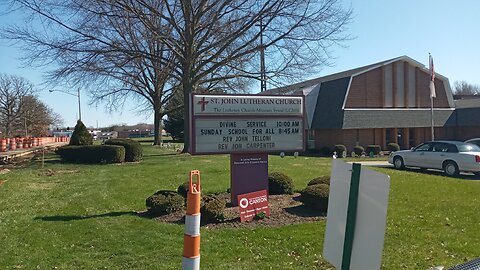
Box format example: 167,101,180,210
333,144,347,156
387,143,400,152
104,138,143,162
268,172,294,195
147,186,226,223
365,145,382,155
56,145,125,164
318,144,402,157
353,146,364,155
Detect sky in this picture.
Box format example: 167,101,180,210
1,0,479,128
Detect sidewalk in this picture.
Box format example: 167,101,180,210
0,142,67,162
348,161,392,168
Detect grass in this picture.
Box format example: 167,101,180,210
0,145,479,269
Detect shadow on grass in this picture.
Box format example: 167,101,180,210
143,153,181,158
35,211,139,221
284,205,326,218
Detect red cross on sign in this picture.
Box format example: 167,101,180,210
197,97,209,112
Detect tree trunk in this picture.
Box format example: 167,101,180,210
182,81,191,153
153,106,163,145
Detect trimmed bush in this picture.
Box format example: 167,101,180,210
319,146,333,156
177,181,189,198
333,144,347,157
307,176,330,186
365,145,382,155
387,143,400,152
104,138,143,162
56,145,125,164
300,184,329,211
201,195,225,223
268,172,294,195
353,146,364,156
69,120,93,145
146,190,184,216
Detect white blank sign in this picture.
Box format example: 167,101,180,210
323,160,390,270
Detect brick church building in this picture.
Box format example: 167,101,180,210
266,56,480,151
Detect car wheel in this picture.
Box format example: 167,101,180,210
393,156,405,170
443,161,459,177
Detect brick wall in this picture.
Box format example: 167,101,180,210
345,67,383,108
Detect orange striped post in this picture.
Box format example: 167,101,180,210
0,139,6,152
182,170,201,270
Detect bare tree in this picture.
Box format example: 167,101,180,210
3,0,179,145
3,0,352,151
21,95,62,136
454,80,480,95
0,74,36,137
141,0,352,152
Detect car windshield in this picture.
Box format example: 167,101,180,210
457,143,480,152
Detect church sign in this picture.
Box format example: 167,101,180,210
190,94,305,155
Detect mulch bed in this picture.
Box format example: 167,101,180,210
144,193,326,229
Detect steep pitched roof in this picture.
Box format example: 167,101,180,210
263,56,455,129
266,56,430,95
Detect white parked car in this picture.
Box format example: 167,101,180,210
388,141,480,176
465,138,480,147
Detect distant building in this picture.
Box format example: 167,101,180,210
98,131,118,141
52,131,74,138
265,55,480,151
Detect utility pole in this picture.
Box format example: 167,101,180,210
77,88,82,121
259,17,266,92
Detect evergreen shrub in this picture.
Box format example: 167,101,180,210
353,146,364,156
333,144,347,157
319,146,333,156
56,145,125,164
387,143,400,152
146,190,184,216
177,181,190,198
268,172,294,195
366,145,382,155
307,176,330,186
69,120,93,145
201,195,225,223
104,138,143,162
300,184,329,211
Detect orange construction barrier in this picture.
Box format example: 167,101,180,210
182,170,201,270
0,139,6,152
16,138,23,149
9,139,16,151
23,138,29,148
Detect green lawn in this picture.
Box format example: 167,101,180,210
0,145,479,269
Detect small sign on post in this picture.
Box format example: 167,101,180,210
237,190,270,222
323,160,390,270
